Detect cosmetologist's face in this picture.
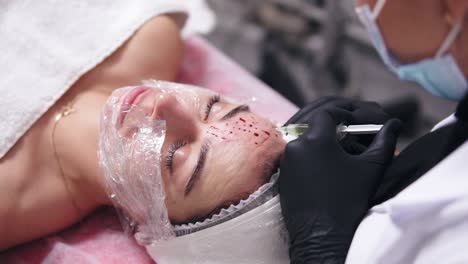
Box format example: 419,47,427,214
355,0,468,75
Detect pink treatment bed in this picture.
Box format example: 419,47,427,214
0,36,298,264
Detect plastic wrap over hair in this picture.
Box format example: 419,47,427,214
98,81,207,244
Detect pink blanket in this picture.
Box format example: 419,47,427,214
0,36,297,264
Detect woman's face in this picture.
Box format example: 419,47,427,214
116,84,286,223
355,0,468,75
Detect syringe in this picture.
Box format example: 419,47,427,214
276,124,384,142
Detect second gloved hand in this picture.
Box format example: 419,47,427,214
279,106,401,263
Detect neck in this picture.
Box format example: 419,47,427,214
54,88,112,209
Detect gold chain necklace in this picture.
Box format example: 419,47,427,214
50,100,84,222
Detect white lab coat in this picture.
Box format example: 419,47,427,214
346,114,468,263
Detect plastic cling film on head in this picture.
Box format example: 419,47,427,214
99,86,174,244
99,80,286,246
98,81,210,245
141,79,204,111
98,80,228,244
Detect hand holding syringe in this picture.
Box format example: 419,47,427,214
276,124,384,142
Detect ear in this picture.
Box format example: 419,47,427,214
444,0,468,25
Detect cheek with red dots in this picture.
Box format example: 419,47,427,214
205,117,272,146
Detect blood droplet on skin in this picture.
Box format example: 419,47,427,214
263,131,271,136
249,124,253,127
255,142,258,145
254,133,259,137
239,118,246,123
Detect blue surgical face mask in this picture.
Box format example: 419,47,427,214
355,0,468,101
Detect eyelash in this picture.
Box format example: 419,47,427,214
165,95,220,172
165,140,187,172
204,95,220,121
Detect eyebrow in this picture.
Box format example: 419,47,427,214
183,104,249,196
184,140,210,197
221,104,250,121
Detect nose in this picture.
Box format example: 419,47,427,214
156,94,200,140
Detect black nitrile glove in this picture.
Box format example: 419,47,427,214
285,97,392,154
279,105,401,264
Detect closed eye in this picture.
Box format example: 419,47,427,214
165,94,220,175
164,140,187,173
204,95,220,121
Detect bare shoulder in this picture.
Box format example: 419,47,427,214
123,13,185,80
79,13,185,95
0,112,85,250
0,13,184,250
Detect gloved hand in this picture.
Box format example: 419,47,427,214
285,97,392,154
279,103,401,264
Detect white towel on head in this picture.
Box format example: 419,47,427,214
0,0,215,158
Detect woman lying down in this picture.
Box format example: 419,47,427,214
0,12,285,254
0,0,394,263
99,80,286,242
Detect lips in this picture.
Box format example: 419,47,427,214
118,86,149,126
